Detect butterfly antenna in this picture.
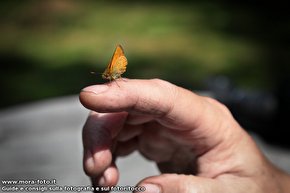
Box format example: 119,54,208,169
90,71,103,76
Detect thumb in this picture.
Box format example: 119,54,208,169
137,174,223,193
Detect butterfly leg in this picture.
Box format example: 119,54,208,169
114,79,120,87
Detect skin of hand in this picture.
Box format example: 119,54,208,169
79,79,290,193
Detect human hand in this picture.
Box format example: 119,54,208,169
79,79,290,193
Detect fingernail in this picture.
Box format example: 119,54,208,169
81,85,109,95
142,184,160,193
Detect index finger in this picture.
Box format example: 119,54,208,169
80,79,204,127
80,79,238,155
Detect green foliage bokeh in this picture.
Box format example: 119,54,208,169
0,1,289,108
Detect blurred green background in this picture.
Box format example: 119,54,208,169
0,0,289,109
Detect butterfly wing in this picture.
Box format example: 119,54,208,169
110,55,127,79
102,45,127,80
109,45,125,71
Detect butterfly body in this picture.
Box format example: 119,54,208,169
102,45,128,81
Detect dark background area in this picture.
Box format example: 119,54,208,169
0,1,289,147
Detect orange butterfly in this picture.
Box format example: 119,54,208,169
102,44,128,81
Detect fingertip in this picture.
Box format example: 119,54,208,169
99,164,119,186
137,174,190,193
83,149,112,177
79,84,111,111
139,184,161,193
90,163,119,189
83,150,95,176
79,91,92,110
138,174,223,193
137,176,163,193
